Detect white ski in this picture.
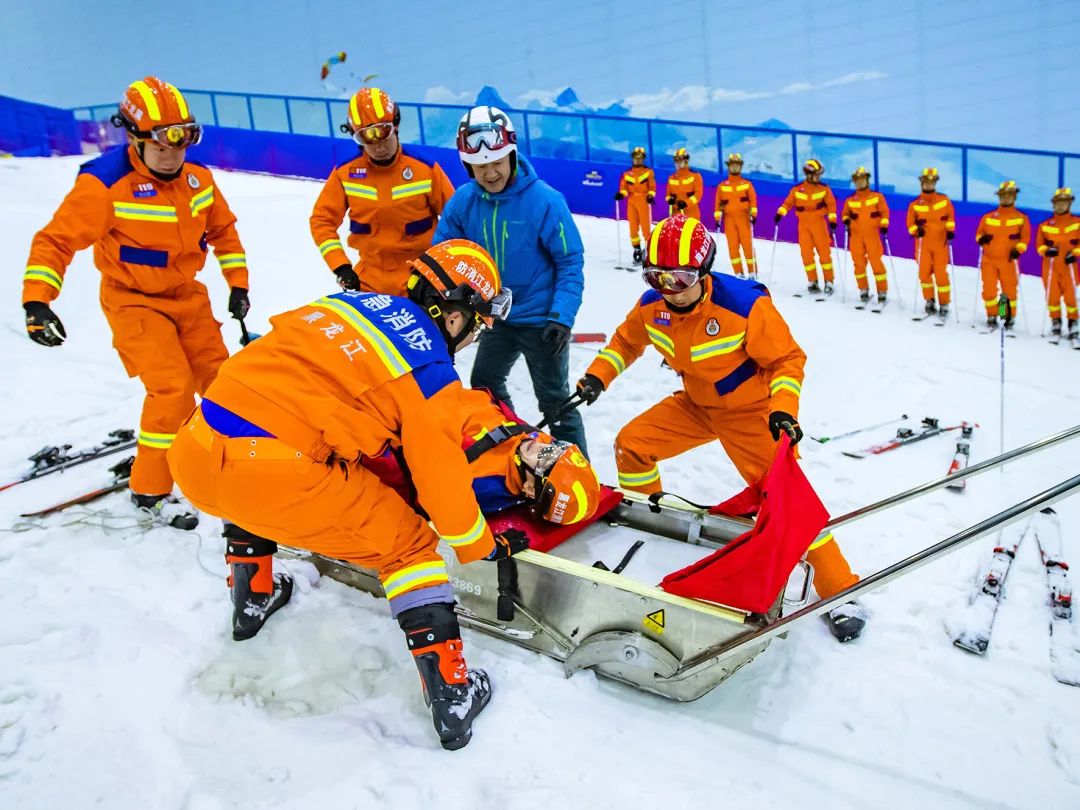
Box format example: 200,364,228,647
1032,508,1080,687
871,298,888,314
945,423,974,493
950,525,1024,654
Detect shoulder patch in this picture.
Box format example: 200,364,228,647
328,291,453,371
639,289,664,307
708,272,768,318
78,146,133,188
412,360,460,400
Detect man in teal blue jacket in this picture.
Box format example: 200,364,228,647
434,106,588,454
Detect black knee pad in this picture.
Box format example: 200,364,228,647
398,602,460,645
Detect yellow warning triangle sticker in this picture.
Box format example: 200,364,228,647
646,609,665,628
643,608,665,634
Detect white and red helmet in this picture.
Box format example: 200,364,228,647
456,105,518,166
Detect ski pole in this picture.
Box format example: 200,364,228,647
913,237,922,316
973,246,984,326
832,228,847,303
1014,259,1031,335
999,294,1009,457
1040,255,1055,337
536,392,587,432
945,245,960,322
766,224,780,286
884,236,904,308
811,414,909,444
748,219,760,280
614,199,624,269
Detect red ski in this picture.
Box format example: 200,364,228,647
843,417,965,459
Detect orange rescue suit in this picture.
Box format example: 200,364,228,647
905,192,955,305
166,291,497,609
976,207,1030,317
310,149,454,296
23,144,247,496
619,167,656,247
841,189,889,294
714,176,758,275
585,273,857,598
1036,214,1080,322
778,183,837,283
665,167,704,221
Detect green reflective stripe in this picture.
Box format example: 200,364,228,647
644,324,675,356
441,509,487,549
218,253,246,268
390,180,432,200
24,265,62,291
770,376,802,396
138,431,175,449
597,348,626,374
618,467,661,486
311,296,411,378
381,561,449,600
319,239,343,256
189,185,215,215
113,202,178,222
690,331,745,361
342,182,378,200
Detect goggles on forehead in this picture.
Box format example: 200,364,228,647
642,267,700,295
459,123,517,155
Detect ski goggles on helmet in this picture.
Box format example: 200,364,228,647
642,267,701,295
113,114,202,149
458,123,517,156
351,121,395,145
441,282,513,328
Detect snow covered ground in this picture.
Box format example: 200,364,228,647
2,156,1079,809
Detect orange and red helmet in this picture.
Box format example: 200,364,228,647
642,215,716,294
341,87,400,145
111,77,201,149
407,239,512,328
525,437,601,525
674,147,690,163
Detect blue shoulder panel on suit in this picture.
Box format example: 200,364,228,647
708,272,768,318
78,146,133,188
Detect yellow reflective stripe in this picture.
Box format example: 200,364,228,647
770,376,802,396
983,298,998,306
113,201,178,222
938,285,951,293
446,244,500,287
138,430,175,449
189,185,215,216
732,257,743,265
618,466,661,487
441,509,487,549
381,560,449,600
218,253,246,268
312,296,412,377
636,172,651,183
735,183,750,191
923,283,935,289
678,217,697,266
720,185,733,192
349,94,361,126
777,206,788,216
24,265,62,291
1006,217,1025,226
865,196,880,205
166,83,189,120
369,87,385,119
908,226,919,234
690,331,745,361
985,217,1001,226
854,272,867,280
874,273,888,281
319,239,343,257
804,263,817,271
1065,223,1080,233
1016,243,1027,252
648,224,664,265
881,218,890,226
1041,225,1060,234
342,182,378,200
129,80,161,122
811,191,826,200
644,324,675,356
932,200,949,210
568,480,590,524
849,201,863,208
597,348,626,374
391,179,433,200
794,192,808,200
808,531,835,551
946,221,955,229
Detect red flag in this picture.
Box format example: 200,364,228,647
659,435,829,613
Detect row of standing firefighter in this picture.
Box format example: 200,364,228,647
22,78,858,750
618,150,1080,339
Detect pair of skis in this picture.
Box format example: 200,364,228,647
854,296,889,314
951,508,1079,686
0,429,135,493
840,417,970,459
20,456,134,519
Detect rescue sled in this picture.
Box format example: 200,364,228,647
281,424,1080,702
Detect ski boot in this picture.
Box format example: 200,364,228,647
1003,317,1015,333
1069,320,1079,341
807,281,822,295
132,491,199,530
877,293,887,305
924,299,937,315
225,525,293,641
986,315,999,331
859,289,871,305
826,601,868,643
937,304,949,322
632,247,643,266
823,281,835,296
399,602,492,750
1052,318,1063,338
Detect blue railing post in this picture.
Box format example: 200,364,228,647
872,139,880,190
646,121,655,164
961,147,968,202
1059,156,1066,190
244,95,254,130
283,97,294,134
716,125,723,172
790,132,798,182
581,115,590,162
417,105,427,146
209,93,220,127
324,101,334,138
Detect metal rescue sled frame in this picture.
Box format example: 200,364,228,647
281,424,1080,702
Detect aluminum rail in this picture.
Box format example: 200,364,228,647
673,471,1080,676
825,423,1080,533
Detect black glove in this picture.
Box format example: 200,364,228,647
541,320,572,357
665,194,676,206
880,225,889,235
750,214,756,224
774,212,783,224
848,212,859,221
614,191,625,201
676,199,687,211
333,263,360,291
1009,248,1021,260
915,226,927,238
486,529,530,560
24,302,66,347
946,230,955,241
977,234,992,246
1066,254,1078,265
576,373,605,405
1044,245,1060,257
646,193,656,203
828,221,837,234
768,411,803,444
228,287,250,320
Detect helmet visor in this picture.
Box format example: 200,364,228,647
474,286,513,326
352,122,394,145
459,123,517,156
147,123,202,149
642,267,700,295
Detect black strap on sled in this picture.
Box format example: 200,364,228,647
465,424,532,463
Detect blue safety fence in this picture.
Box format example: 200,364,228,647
0,95,80,156
70,89,1080,211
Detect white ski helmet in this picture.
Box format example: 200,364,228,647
456,106,518,174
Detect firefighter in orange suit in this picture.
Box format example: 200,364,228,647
1035,188,1080,341
713,153,758,278
166,240,523,750
615,146,656,265
775,159,838,295
905,168,955,318
665,148,703,220
575,216,866,643
976,181,1030,330
310,87,454,296
22,77,249,530
841,166,890,306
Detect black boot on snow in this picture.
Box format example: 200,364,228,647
1052,319,1063,337
132,492,199,530
823,281,835,296
807,281,822,294
938,305,949,321
986,315,999,330
632,247,643,266
400,602,492,751
225,526,293,641
859,289,871,303
877,293,887,304
1069,320,1079,340
1003,317,1015,332
924,299,938,315
826,601,868,643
